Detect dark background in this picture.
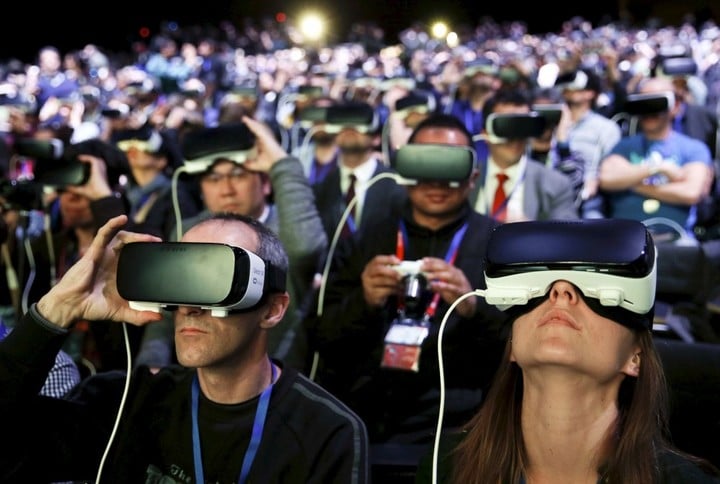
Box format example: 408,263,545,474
1,0,717,63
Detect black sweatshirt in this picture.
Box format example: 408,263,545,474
0,304,369,483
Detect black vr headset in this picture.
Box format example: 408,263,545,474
14,138,90,186
297,105,329,129
393,143,475,187
324,103,379,134
482,219,657,329
483,112,546,143
623,91,675,116
117,242,287,317
531,104,563,127
296,85,325,99
395,90,436,117
656,56,697,77
181,122,257,174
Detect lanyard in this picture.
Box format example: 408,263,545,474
191,362,277,484
396,220,469,319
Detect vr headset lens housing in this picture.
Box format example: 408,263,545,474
483,219,657,329
531,104,563,127
181,123,257,174
485,113,546,143
117,242,286,317
393,143,475,187
624,92,675,116
323,103,379,134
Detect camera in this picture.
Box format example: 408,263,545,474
393,260,429,318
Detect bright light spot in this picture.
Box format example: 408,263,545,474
537,62,560,88
299,12,324,41
446,31,459,48
431,21,448,39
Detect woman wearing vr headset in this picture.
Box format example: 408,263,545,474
417,219,720,484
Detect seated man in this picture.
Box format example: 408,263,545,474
0,213,369,483
598,76,714,241
308,113,509,451
139,117,326,373
469,88,580,223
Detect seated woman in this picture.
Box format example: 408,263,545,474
417,218,720,484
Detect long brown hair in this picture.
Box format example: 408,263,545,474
450,330,693,484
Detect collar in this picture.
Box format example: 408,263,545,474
340,157,379,184
487,155,526,182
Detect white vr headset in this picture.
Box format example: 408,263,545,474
482,219,657,318
117,242,286,317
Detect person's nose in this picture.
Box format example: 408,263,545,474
176,305,204,316
548,280,581,305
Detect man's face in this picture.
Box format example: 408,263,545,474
487,103,531,166
59,191,93,229
174,220,265,369
406,127,474,219
199,160,269,219
335,127,373,167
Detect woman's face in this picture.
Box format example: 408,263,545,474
510,280,641,381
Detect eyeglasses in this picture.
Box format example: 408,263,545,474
201,167,251,184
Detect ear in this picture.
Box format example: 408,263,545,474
622,351,641,377
259,292,289,329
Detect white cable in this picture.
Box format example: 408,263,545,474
44,211,57,287
310,171,412,381
21,235,35,315
432,289,485,484
95,321,133,484
316,172,412,317
171,165,192,242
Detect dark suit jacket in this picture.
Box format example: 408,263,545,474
307,201,509,443
312,160,406,246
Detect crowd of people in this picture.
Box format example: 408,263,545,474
0,10,720,483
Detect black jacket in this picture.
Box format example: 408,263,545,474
308,200,509,443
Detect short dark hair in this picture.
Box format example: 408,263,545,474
482,88,532,121
407,113,474,147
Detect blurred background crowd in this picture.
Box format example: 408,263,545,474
1,6,720,478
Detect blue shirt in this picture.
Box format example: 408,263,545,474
605,131,713,235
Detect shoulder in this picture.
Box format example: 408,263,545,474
275,365,367,428
658,449,720,483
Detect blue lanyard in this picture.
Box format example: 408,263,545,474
190,362,277,484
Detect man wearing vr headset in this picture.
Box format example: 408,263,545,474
469,88,580,223
143,116,327,374
417,219,720,483
312,101,401,243
598,76,714,241
0,213,369,483
308,113,509,453
553,67,623,219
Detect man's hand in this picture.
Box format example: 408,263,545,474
242,115,288,173
422,257,477,318
36,215,163,328
362,254,404,308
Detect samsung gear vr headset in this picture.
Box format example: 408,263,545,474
117,242,286,317
483,219,657,329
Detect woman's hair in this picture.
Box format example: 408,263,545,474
450,329,705,484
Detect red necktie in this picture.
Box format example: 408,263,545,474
492,173,509,222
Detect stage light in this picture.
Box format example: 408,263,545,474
299,12,325,42
431,21,448,40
